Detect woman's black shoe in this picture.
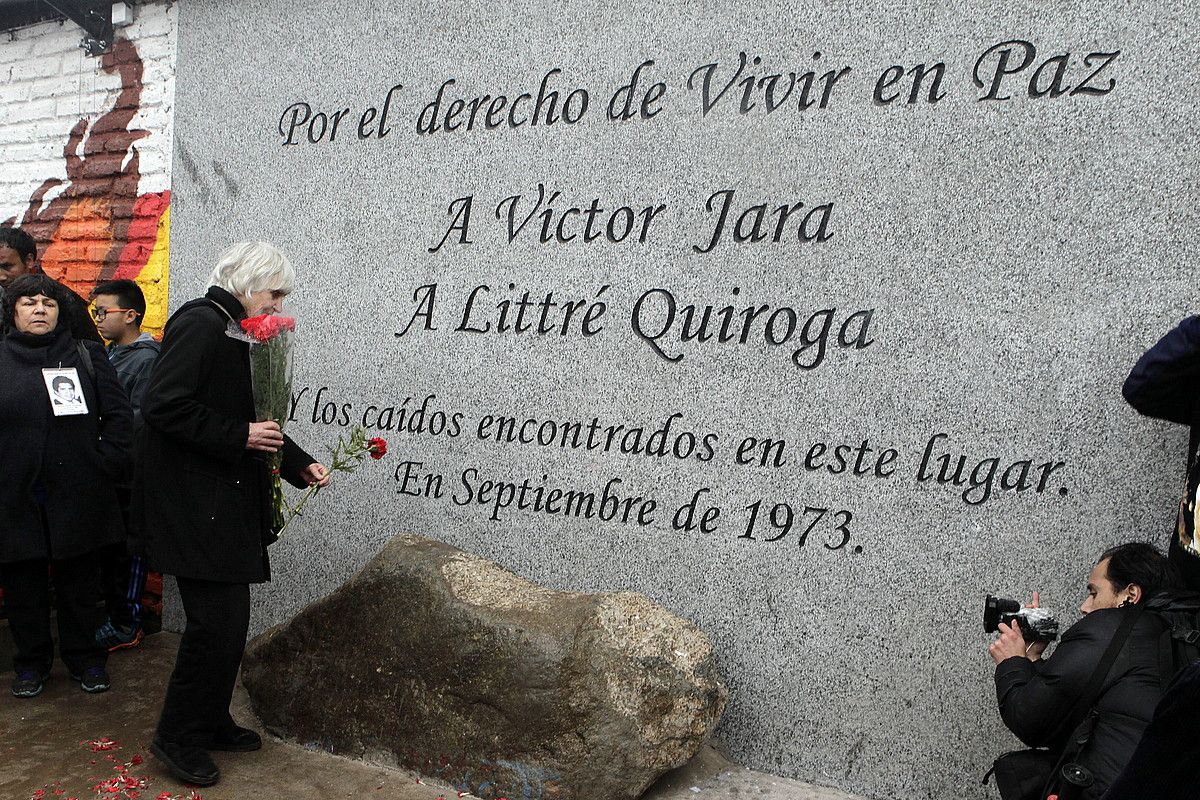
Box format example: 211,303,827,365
209,725,262,752
150,737,220,786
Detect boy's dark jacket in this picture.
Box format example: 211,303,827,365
108,331,160,422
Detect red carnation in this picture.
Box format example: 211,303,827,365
240,314,296,342
367,437,388,459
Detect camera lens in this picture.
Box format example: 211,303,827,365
984,595,1021,633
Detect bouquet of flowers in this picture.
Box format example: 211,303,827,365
230,314,388,537
229,314,296,531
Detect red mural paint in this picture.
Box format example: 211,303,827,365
114,190,171,280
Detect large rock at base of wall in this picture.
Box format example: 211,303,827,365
241,534,728,800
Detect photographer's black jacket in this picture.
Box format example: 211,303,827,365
994,603,1184,800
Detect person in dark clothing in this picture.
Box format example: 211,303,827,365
1101,658,1200,799
138,241,328,787
1102,320,1200,799
90,279,160,651
988,543,1184,800
0,226,101,343
1123,315,1200,455
1123,314,1200,586
0,274,133,698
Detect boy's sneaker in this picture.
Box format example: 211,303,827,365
96,620,143,652
70,666,111,693
11,669,50,698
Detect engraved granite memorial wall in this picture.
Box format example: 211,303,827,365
169,2,1196,797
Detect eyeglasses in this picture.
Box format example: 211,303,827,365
90,306,135,321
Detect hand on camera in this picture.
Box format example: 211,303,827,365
988,620,1031,664
1022,592,1047,660
987,591,1047,664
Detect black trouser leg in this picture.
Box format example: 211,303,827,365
103,486,145,629
51,554,108,673
0,554,104,674
156,578,250,746
0,559,54,674
100,542,146,628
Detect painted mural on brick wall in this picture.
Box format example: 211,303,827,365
2,38,171,333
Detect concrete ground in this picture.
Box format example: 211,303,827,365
0,632,868,800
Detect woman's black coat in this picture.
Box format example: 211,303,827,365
137,286,314,584
0,326,131,562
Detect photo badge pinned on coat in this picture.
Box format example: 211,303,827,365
42,367,88,416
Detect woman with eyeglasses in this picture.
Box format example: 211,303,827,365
0,274,133,699
137,241,329,788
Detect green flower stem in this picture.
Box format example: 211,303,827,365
274,424,378,537
277,483,321,537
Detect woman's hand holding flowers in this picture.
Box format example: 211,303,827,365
247,420,284,452
301,462,331,487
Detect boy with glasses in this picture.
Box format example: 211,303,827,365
91,280,160,423
90,280,160,650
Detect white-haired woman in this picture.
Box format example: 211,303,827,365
138,241,328,786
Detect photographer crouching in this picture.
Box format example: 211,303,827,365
986,543,1198,800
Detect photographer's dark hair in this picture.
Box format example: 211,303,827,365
92,278,147,323
2,274,69,328
0,226,37,262
1100,542,1182,601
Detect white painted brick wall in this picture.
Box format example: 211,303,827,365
0,1,177,224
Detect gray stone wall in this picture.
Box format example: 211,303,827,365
170,2,1196,797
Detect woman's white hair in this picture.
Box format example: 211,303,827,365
208,241,295,297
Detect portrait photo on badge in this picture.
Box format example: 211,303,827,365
42,367,88,416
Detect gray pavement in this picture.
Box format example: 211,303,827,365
0,632,868,800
